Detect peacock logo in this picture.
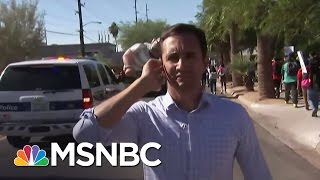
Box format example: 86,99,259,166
14,145,49,166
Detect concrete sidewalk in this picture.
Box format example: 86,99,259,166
224,82,320,169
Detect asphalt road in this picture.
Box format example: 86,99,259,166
0,96,319,180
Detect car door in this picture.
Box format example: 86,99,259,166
103,65,125,97
82,63,105,106
96,63,112,99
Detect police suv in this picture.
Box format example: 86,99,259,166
0,58,124,148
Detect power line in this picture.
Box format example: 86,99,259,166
46,30,78,36
82,6,106,26
45,29,97,43
83,34,97,43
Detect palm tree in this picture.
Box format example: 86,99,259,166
230,22,244,86
257,33,274,98
108,22,119,52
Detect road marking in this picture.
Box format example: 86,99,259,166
0,136,6,141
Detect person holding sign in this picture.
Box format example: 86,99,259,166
297,51,311,110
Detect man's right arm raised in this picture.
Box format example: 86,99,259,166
73,59,163,144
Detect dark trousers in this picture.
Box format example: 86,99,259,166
302,87,309,108
273,79,281,98
220,76,226,92
308,87,318,113
284,82,298,104
202,74,207,87
297,79,303,96
209,79,216,94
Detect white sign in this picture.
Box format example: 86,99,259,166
51,142,161,167
284,46,294,56
297,51,307,73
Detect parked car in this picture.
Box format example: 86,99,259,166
0,58,124,148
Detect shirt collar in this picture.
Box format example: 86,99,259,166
162,92,176,111
162,91,210,112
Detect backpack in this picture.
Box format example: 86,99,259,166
209,71,217,80
287,62,297,76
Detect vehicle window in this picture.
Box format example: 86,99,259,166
0,65,81,91
97,64,110,85
104,65,117,84
83,64,101,88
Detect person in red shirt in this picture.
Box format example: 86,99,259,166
272,57,282,98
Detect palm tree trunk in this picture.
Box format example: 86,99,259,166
230,22,243,86
257,32,274,99
222,44,232,82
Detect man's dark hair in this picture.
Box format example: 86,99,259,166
160,23,207,58
274,57,281,62
287,53,295,62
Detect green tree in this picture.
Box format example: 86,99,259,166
197,0,252,86
108,22,119,52
0,0,45,69
246,0,320,98
118,19,169,50
198,0,299,98
263,0,320,52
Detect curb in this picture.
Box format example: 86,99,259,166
225,88,245,99
226,89,320,169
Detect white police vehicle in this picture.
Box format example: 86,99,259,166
0,58,124,148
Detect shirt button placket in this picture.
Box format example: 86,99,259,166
187,113,193,179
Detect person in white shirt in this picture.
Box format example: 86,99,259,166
209,66,218,94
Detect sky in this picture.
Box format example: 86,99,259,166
34,0,202,46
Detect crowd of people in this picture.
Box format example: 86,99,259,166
272,52,320,117
201,61,227,95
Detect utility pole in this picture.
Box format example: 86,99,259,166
43,10,48,45
134,0,138,23
44,28,48,45
77,0,85,57
146,3,149,22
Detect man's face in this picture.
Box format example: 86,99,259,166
161,33,207,90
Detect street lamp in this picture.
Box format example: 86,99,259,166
79,21,102,57
83,21,102,27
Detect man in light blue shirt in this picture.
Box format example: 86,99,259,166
73,23,272,180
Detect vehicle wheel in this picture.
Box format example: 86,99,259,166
7,136,31,148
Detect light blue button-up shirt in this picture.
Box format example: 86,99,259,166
73,92,272,180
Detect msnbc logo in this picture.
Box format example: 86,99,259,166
14,145,49,166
